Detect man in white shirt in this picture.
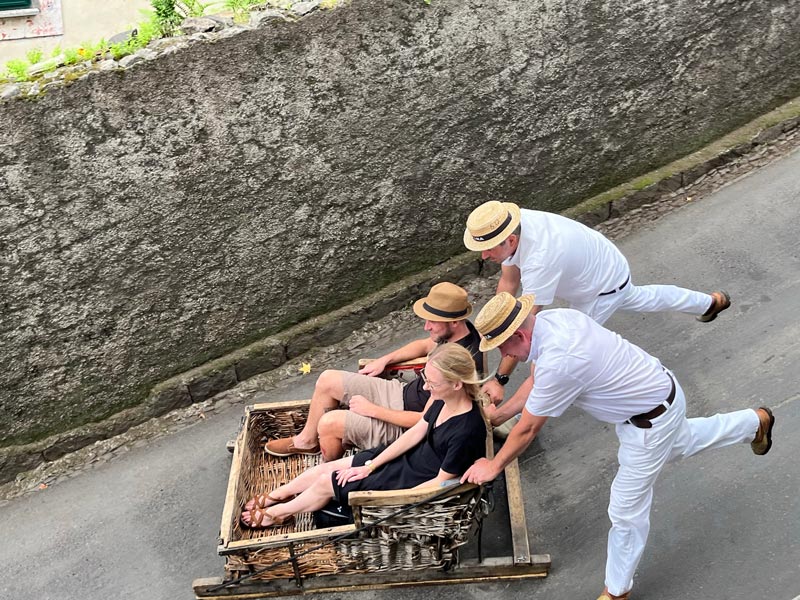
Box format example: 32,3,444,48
462,292,775,600
464,201,730,404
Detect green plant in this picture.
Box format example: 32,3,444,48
91,38,110,58
50,44,62,58
5,59,30,82
74,38,109,62
177,0,206,16
225,0,263,22
151,0,182,36
63,47,81,65
109,41,131,61
135,15,160,47
26,47,43,65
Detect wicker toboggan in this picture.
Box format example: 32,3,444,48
217,397,493,585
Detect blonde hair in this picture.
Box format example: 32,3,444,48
427,343,486,404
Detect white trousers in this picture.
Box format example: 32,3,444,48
572,276,713,325
605,380,760,596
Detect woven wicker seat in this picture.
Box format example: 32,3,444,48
218,398,492,583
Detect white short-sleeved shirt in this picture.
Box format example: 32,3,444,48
503,209,630,306
524,309,673,424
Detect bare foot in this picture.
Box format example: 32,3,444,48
240,507,294,529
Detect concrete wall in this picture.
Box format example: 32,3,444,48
2,0,800,451
0,0,150,63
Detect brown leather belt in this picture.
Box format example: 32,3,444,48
626,372,676,429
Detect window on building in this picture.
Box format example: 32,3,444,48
0,0,33,9
0,0,39,19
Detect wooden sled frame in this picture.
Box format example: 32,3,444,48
194,367,550,598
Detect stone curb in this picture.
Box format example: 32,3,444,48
564,98,800,226
1,103,798,485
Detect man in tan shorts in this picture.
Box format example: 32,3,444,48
265,282,484,461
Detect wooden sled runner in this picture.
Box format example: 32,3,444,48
194,382,550,598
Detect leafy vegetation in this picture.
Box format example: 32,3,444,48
151,0,184,36
62,47,81,65
0,0,343,87
3,59,29,82
25,47,43,65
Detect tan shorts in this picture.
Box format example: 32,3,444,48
340,372,407,450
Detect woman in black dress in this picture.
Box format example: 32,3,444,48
241,343,489,528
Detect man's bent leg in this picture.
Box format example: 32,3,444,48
318,410,347,461
343,411,406,452
265,369,345,456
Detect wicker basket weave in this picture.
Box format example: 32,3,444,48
219,400,489,583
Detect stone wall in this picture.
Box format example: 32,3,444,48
2,0,800,452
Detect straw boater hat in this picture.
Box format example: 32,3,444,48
413,282,473,322
463,201,522,252
475,292,536,351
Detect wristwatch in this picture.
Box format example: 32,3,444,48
494,372,510,386
365,460,376,472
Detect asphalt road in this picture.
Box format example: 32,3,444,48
1,147,798,600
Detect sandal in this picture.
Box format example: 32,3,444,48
241,507,295,529
245,493,284,511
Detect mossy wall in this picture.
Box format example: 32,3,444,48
2,0,800,447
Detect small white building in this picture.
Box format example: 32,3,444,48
0,0,151,63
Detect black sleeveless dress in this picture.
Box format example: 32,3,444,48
331,399,487,505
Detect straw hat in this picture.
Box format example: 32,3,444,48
413,282,473,322
463,201,522,251
475,292,536,351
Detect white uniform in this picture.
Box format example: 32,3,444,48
525,310,759,596
505,209,713,324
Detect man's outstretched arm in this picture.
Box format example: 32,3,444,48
461,410,548,485
358,338,435,376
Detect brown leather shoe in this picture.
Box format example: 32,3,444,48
265,436,321,457
751,407,775,456
597,587,630,600
696,291,731,322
